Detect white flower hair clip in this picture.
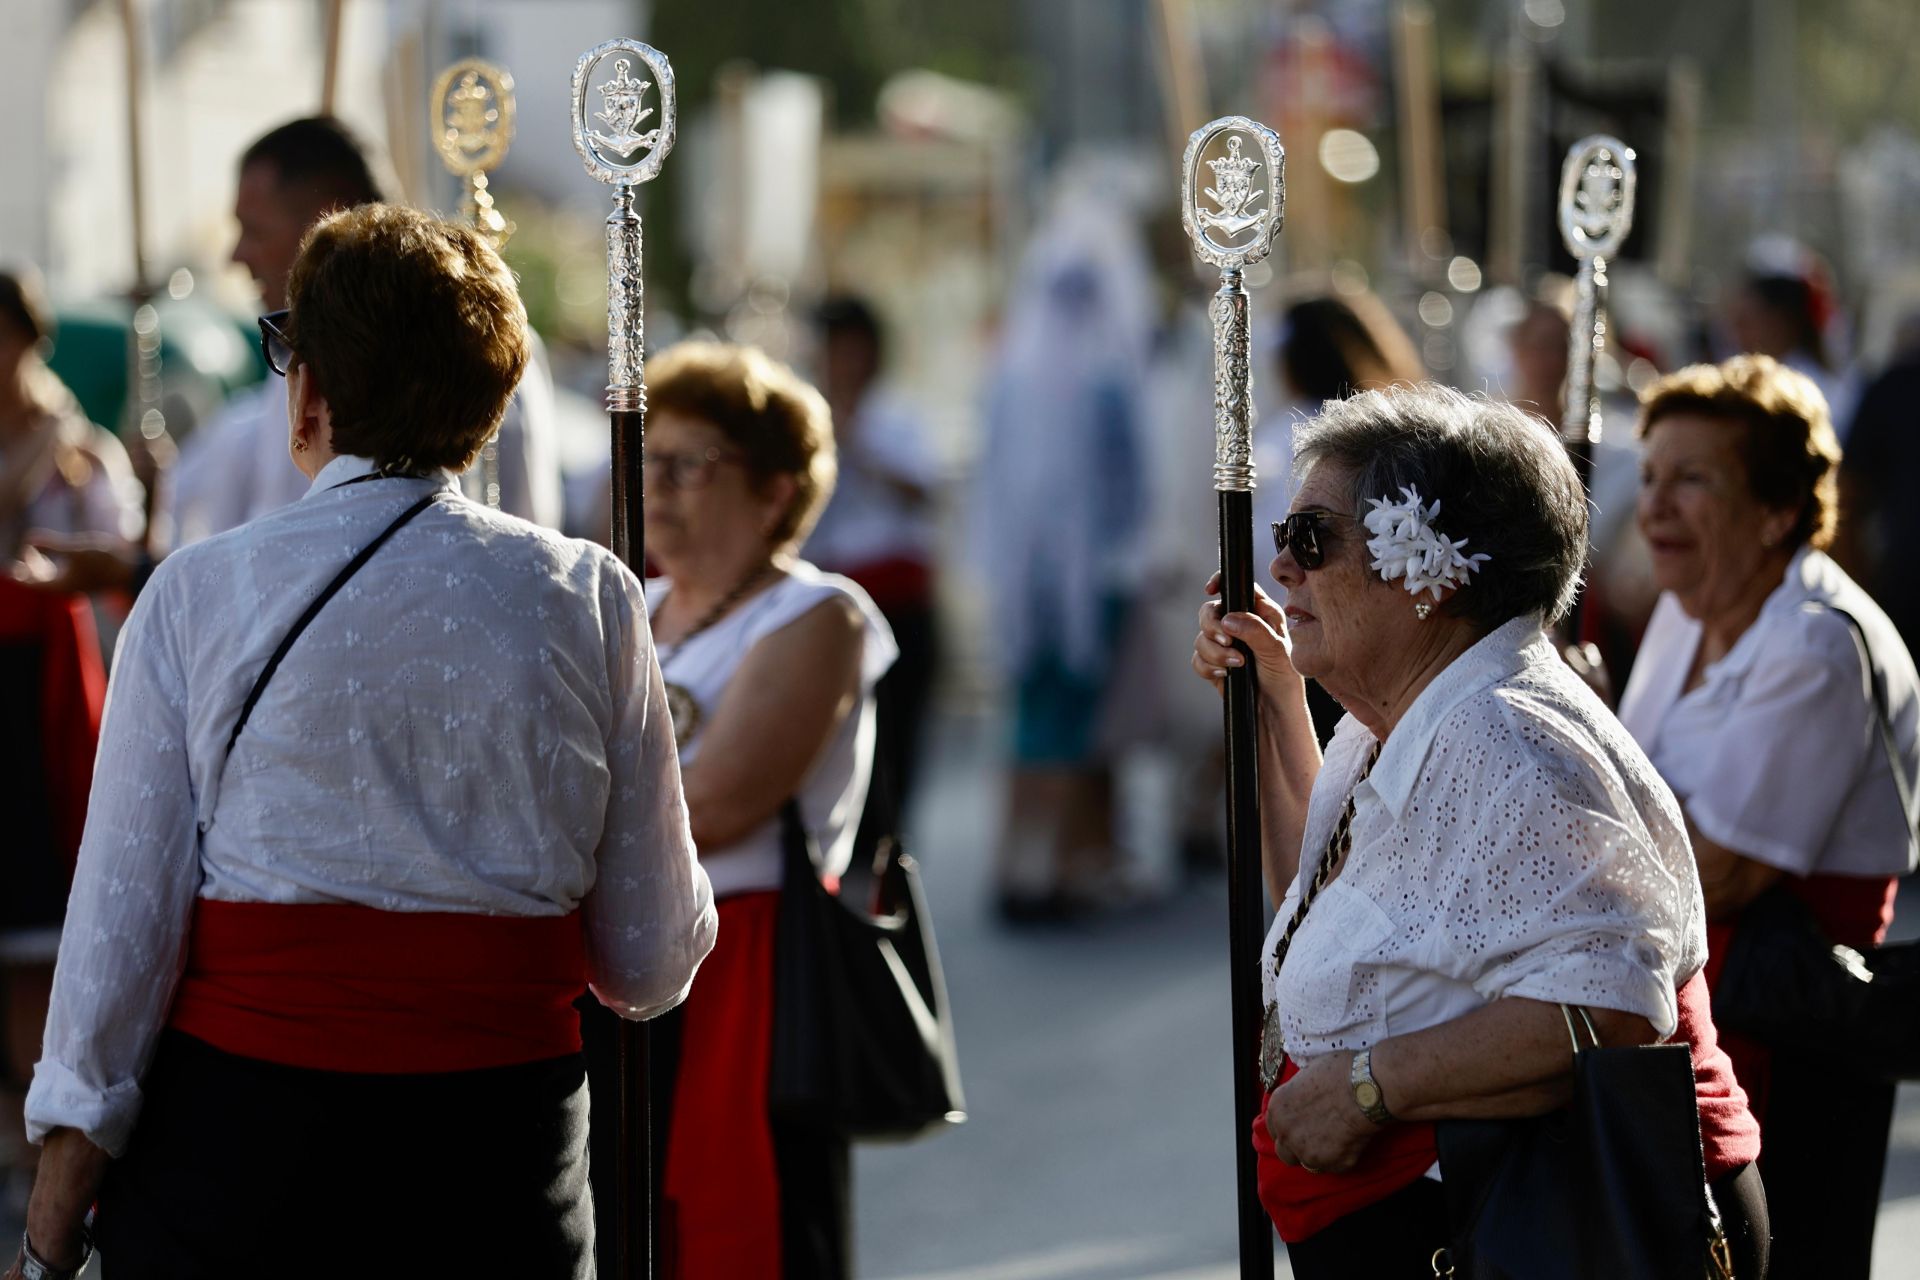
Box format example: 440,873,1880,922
1363,485,1490,602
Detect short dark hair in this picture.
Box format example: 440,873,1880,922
285,204,528,474
816,295,885,360
646,341,837,551
0,270,52,345
240,116,385,208
1636,354,1840,552
1296,384,1590,628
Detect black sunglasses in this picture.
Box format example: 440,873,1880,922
258,310,295,376
1271,510,1358,571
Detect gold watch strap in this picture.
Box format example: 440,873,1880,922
1351,1047,1393,1124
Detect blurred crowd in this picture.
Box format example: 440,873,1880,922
4,105,1917,1271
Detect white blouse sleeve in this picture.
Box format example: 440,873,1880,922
582,563,717,1019
1681,612,1875,876
26,570,203,1156
1435,756,1692,1037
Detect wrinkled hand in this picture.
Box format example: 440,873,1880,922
1265,1051,1382,1174
1191,571,1298,695
8,530,140,595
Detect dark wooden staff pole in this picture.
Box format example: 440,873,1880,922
573,39,678,1279
1555,136,1636,643
1182,116,1285,1280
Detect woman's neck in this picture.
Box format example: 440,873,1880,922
1690,550,1793,671
1334,620,1487,742
655,546,784,640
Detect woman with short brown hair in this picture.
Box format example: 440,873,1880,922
584,339,892,1279
14,205,715,1279
1619,353,1917,1276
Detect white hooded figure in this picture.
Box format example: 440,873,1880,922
972,181,1156,916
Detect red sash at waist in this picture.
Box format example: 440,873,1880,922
168,899,589,1074
1252,1058,1440,1244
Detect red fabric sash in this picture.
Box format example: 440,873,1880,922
1252,1059,1440,1244
1254,975,1760,1243
0,579,104,873
839,555,933,613
168,900,588,1074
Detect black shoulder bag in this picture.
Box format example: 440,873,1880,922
1710,605,1920,1081
1435,1006,1734,1280
766,797,966,1141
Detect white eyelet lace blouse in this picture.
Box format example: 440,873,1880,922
1263,616,1708,1063
28,454,716,1154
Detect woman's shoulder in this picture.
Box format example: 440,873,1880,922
747,562,898,681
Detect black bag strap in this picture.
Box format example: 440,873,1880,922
222,488,440,761
1823,604,1919,848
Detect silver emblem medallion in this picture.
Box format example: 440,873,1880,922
1258,1001,1285,1092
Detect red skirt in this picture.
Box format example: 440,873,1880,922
662,891,786,1280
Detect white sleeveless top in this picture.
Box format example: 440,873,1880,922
646,562,897,898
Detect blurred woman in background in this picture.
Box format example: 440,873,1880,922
598,340,894,1279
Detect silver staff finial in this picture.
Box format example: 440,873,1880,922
1182,116,1286,492
1556,134,1637,495
572,40,676,186
1557,134,1637,261
1182,116,1285,272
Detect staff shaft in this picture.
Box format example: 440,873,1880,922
1210,267,1274,1280
604,183,654,1280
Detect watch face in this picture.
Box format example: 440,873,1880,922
1356,1081,1381,1109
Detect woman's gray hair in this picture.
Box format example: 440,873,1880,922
1294,384,1589,627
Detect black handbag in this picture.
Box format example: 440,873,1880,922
1435,1007,1733,1280
1710,605,1920,1082
767,800,966,1141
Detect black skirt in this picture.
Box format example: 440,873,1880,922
96,1030,593,1278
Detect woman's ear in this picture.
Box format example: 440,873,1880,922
286,363,334,460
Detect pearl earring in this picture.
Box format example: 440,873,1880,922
1414,602,1433,621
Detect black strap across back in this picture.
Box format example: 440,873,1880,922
221,482,440,762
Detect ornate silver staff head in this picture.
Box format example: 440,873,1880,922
432,58,516,246
1182,117,1286,273
572,40,676,188
1556,134,1636,261
571,40,676,415
1183,116,1285,493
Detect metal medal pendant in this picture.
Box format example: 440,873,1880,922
663,681,701,742
1258,1001,1285,1092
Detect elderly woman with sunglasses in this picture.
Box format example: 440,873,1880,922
579,340,894,1280
10,205,715,1280
1191,384,1766,1278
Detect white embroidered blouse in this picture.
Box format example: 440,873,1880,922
1263,617,1707,1062
28,455,716,1154
1618,549,1920,881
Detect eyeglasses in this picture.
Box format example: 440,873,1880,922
1271,510,1358,571
258,310,295,376
641,444,743,491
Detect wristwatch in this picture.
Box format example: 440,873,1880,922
18,1229,91,1280
1350,1048,1393,1125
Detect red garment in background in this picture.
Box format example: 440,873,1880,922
0,579,104,873
662,891,785,1280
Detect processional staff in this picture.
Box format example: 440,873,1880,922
571,37,677,1280
1555,134,1636,641
432,56,517,508
1181,115,1286,1280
